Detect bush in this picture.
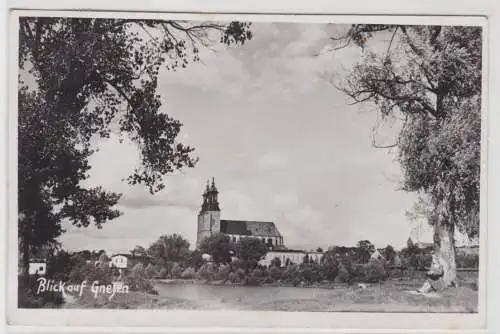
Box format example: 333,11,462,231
124,275,155,294
282,263,298,281
144,263,157,279
130,263,145,278
320,252,339,281
365,259,387,283
198,263,216,282
388,267,403,279
215,264,232,282
270,257,282,268
337,263,352,284
281,264,301,286
235,268,246,281
456,253,479,269
170,262,183,279
228,272,241,283
69,262,113,285
269,266,282,281
157,267,168,279
180,267,196,279
299,263,323,283
262,276,275,284
243,276,261,286
251,267,266,278
46,250,79,281
348,263,366,282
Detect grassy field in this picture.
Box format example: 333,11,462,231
239,280,478,313
64,271,478,312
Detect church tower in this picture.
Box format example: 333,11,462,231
196,177,221,248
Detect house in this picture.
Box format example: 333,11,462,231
415,242,434,249
370,249,386,262
259,250,323,267
109,254,129,269
28,259,47,275
109,253,152,269
456,245,479,256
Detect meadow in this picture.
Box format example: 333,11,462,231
64,270,478,312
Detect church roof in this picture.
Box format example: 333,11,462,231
220,220,281,237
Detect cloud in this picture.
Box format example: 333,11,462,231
57,21,431,255
257,152,288,170
119,183,200,211
119,193,163,209
280,24,328,57
119,193,199,211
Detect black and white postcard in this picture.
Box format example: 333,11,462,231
7,10,488,330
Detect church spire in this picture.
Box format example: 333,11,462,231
200,177,220,213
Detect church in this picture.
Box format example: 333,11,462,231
196,178,284,249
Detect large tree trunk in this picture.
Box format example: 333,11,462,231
433,219,458,288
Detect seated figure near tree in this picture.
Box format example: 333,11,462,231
417,250,445,293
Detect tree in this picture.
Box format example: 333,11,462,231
383,245,396,265
18,17,252,276
320,250,340,281
46,250,77,281
270,256,282,268
97,251,110,269
130,245,148,257
235,237,268,273
332,25,481,288
147,234,190,266
131,262,145,278
198,233,233,265
144,263,157,278
356,240,375,263
407,237,415,250
186,249,203,270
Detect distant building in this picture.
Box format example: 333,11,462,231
109,254,129,269
415,242,433,249
259,250,323,267
196,178,284,248
28,259,47,275
456,245,479,256
370,249,386,262
109,253,152,269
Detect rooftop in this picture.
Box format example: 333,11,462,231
220,220,282,238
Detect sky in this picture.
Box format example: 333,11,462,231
58,21,440,254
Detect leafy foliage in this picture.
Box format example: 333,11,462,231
356,240,375,263
234,238,268,273
382,245,396,265
130,245,148,257
334,25,482,287
365,259,387,283
199,233,233,265
320,250,340,281
69,262,113,285
270,256,282,268
18,17,252,274
337,25,481,239
147,234,190,266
